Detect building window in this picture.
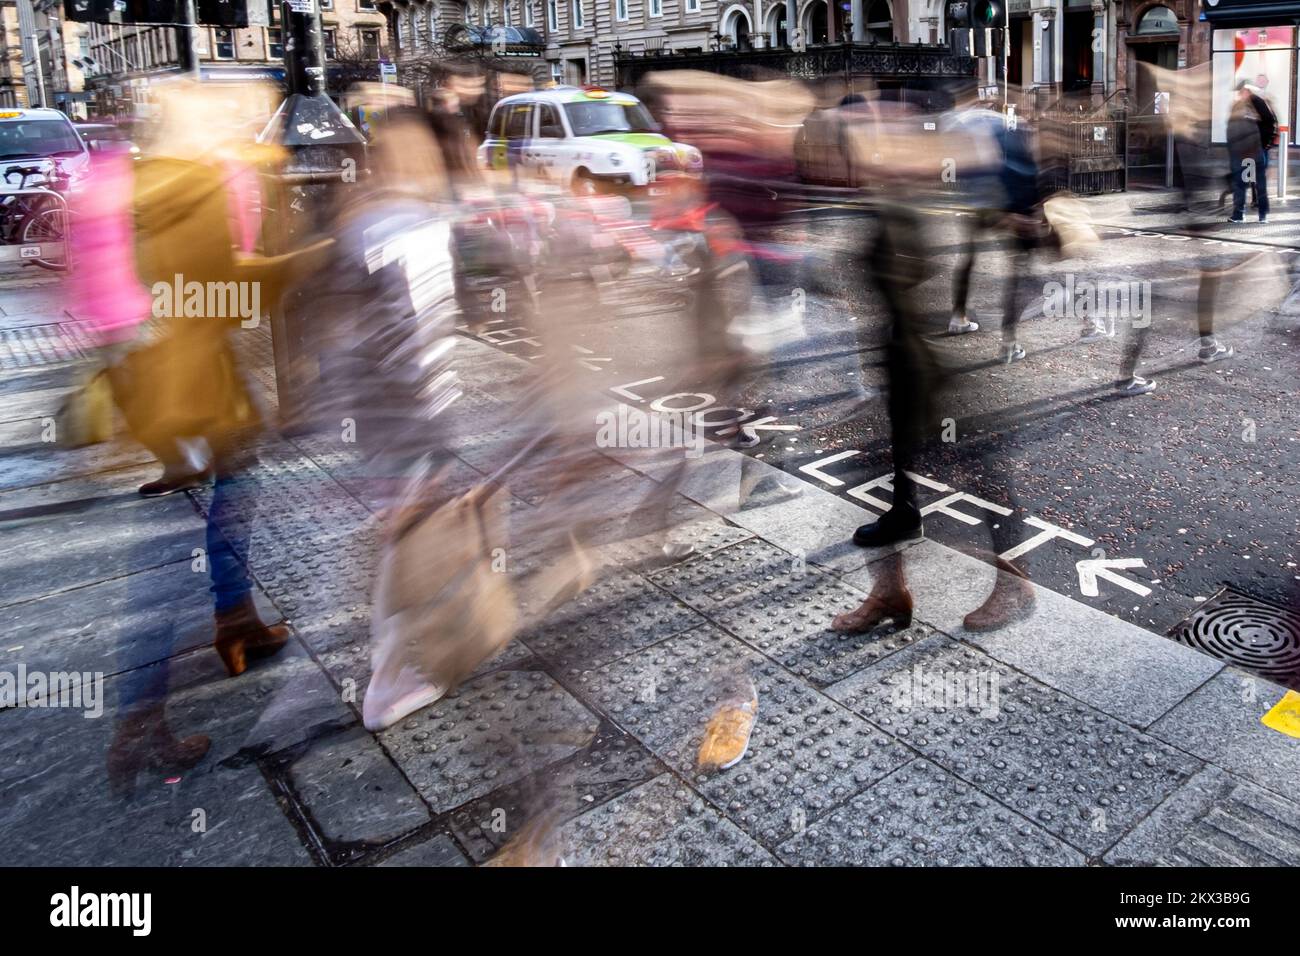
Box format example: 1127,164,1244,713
616,0,627,20
213,27,234,59
267,27,282,58
547,0,557,30
358,0,376,10
550,59,562,82
323,28,337,58
525,0,534,26
360,27,380,59
649,0,661,16
685,0,697,9
320,0,332,9
572,0,583,28
428,5,438,40
395,13,406,49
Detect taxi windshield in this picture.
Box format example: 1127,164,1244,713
0,119,84,160
563,101,658,137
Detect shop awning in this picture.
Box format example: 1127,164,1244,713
1203,0,1300,24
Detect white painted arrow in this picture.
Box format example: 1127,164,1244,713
1075,558,1152,598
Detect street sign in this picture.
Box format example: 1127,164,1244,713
379,62,397,76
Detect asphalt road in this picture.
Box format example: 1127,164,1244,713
461,204,1300,635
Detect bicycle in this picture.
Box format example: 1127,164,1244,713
0,164,71,271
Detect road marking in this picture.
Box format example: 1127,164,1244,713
1076,557,1152,598
797,450,860,486
999,516,1095,562
922,491,1013,525
610,376,665,402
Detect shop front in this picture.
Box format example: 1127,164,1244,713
1203,0,1300,144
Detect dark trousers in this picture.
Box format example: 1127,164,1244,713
1232,151,1270,221
952,210,1035,344
864,207,933,513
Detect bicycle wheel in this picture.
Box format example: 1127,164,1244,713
20,202,68,271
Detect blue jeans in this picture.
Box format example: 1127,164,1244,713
118,457,256,711
1233,151,1270,220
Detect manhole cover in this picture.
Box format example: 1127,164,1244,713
1170,589,1300,689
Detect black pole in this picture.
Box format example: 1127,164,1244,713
175,0,199,77
283,0,327,97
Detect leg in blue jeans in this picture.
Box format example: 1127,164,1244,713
206,462,257,613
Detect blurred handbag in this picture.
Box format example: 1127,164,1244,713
56,369,114,448
364,480,519,732
107,326,257,451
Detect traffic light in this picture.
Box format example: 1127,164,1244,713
971,0,1004,57
945,0,972,57
946,0,1003,57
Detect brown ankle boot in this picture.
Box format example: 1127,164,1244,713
214,597,290,677
963,557,1035,633
832,586,914,634
106,703,210,798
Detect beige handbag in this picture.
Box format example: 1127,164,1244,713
364,481,518,731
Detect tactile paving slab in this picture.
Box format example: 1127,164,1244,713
561,774,779,866
577,627,911,846
649,535,925,686
826,635,1202,856
648,537,801,611
519,570,705,674
448,725,664,863
379,667,602,814
778,758,1086,866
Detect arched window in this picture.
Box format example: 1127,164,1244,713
768,4,788,47
805,0,829,45
864,0,892,42
723,7,752,48
1135,5,1178,34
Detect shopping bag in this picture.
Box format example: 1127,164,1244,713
364,482,518,731
55,369,114,448
107,326,256,451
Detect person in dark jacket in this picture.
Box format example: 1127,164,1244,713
1228,81,1269,224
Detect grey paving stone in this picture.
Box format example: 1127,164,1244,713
0,761,313,866
376,832,471,867
379,667,601,814
1105,765,1300,866
0,558,280,683
844,539,1224,726
778,758,1086,866
0,463,177,513
826,633,1202,856
520,570,705,674
1148,668,1300,794
0,488,206,608
285,726,429,853
562,774,779,866
448,725,664,863
576,626,910,845
0,385,73,424
648,536,804,610
649,536,925,686
0,426,153,493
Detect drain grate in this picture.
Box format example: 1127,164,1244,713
1170,589,1300,689
0,322,93,370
